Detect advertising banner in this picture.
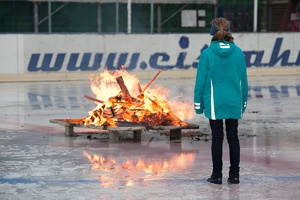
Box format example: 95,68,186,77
0,33,299,81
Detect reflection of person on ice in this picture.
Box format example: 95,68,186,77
194,17,248,184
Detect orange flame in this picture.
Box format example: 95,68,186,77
89,68,140,102
84,68,195,127
83,151,196,188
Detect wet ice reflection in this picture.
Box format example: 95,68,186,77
83,151,195,189
1,75,300,199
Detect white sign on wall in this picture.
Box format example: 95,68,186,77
198,10,206,17
181,10,197,27
198,20,206,27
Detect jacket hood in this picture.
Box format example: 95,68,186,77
210,41,236,57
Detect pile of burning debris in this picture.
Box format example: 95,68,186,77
83,69,191,128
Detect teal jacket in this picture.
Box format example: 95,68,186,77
194,40,248,120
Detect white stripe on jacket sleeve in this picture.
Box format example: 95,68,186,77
194,102,200,109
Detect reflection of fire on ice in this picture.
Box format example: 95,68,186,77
83,68,195,127
83,151,196,188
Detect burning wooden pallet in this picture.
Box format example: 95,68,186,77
50,118,199,143
50,69,198,142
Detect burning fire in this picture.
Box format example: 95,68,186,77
83,68,195,127
83,151,195,188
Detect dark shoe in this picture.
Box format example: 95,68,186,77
227,173,240,184
207,173,222,184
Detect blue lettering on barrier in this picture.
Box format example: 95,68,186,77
176,52,191,69
105,53,140,70
67,53,103,71
125,53,140,70
28,54,40,72
179,36,189,49
67,53,80,71
268,38,295,66
176,36,192,69
297,53,300,65
243,38,300,67
27,37,300,72
244,51,266,67
149,53,174,70
28,53,65,72
105,53,118,70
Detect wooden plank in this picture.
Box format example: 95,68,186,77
65,126,74,137
170,129,181,142
133,130,142,142
109,131,119,143
116,76,133,102
50,119,198,131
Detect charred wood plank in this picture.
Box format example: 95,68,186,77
137,83,142,93
84,95,104,104
116,76,133,103
141,69,162,93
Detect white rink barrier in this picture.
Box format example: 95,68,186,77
0,33,299,82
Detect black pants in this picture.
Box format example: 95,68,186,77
209,119,240,175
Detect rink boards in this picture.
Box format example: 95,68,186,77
0,33,299,81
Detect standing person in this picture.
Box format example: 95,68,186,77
194,18,248,184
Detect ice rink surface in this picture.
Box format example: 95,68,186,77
0,74,300,200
